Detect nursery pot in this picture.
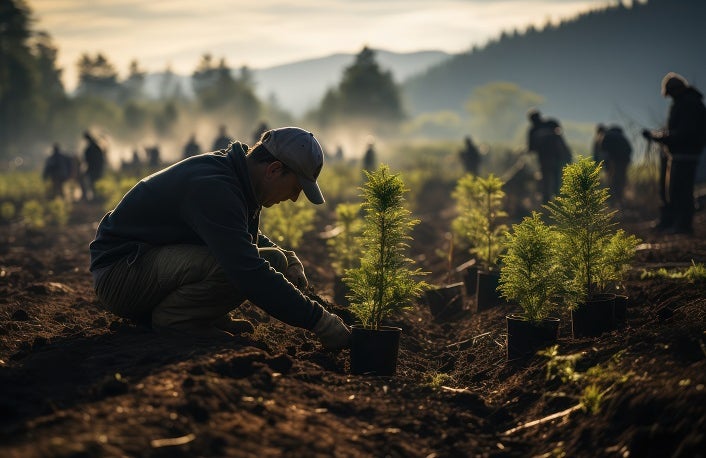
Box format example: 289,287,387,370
614,294,628,328
333,275,351,306
424,282,465,322
506,314,560,361
461,265,479,296
571,293,616,338
475,270,502,311
350,325,402,376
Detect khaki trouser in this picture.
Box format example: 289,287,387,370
94,244,288,331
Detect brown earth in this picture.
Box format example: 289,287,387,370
0,195,704,458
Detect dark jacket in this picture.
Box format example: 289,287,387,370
89,143,324,330
659,87,706,158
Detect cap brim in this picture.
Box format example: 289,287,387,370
298,176,325,205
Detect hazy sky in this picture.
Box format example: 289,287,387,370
29,0,616,90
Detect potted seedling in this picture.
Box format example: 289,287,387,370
423,232,465,322
594,230,640,328
498,212,562,360
452,173,508,311
326,202,363,305
344,165,428,376
544,156,639,337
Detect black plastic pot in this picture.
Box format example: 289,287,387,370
424,282,465,322
571,293,616,338
475,270,502,311
506,314,560,360
350,325,402,376
461,265,479,296
614,294,628,328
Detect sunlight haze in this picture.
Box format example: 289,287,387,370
29,0,616,90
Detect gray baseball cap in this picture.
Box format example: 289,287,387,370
262,127,325,204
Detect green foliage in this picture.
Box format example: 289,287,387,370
580,384,605,415
640,261,706,283
465,82,544,143
313,47,404,130
452,173,508,269
94,173,140,211
327,202,363,276
259,199,317,250
0,202,16,221
498,212,561,322
45,197,71,227
344,165,428,329
544,156,639,308
422,371,454,389
20,199,45,228
538,345,583,383
316,162,362,206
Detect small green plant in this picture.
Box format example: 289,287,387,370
260,199,317,250
544,156,639,308
21,199,46,229
580,384,605,415
640,261,706,283
498,211,562,323
538,345,583,383
46,197,71,227
344,164,428,329
422,371,454,389
0,202,15,221
327,202,363,276
452,173,508,270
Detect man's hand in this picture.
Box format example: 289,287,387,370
312,310,351,352
285,262,308,289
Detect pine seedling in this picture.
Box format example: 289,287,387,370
498,211,562,323
327,202,363,276
452,173,508,270
344,165,428,329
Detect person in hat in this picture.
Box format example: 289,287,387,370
526,109,572,203
89,127,350,351
642,72,706,234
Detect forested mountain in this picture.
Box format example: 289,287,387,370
403,0,705,126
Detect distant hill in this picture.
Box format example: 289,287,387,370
403,0,706,127
252,49,450,117
143,50,451,117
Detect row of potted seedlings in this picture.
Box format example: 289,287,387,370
327,157,639,375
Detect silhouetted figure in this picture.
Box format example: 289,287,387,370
81,131,106,201
334,145,344,162
122,149,142,174
643,72,706,234
459,135,481,175
42,143,71,199
592,124,607,164
146,146,161,168
183,135,201,159
252,121,269,145
526,109,572,202
601,125,632,207
362,143,376,172
212,125,233,151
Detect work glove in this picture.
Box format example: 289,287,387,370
312,310,351,352
285,261,308,289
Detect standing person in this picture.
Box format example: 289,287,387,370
89,126,350,351
592,124,607,164
212,125,233,151
42,143,70,199
643,72,706,234
81,131,106,201
362,143,376,172
183,134,201,159
601,125,633,207
526,109,572,202
459,135,480,175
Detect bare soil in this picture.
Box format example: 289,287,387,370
0,197,704,457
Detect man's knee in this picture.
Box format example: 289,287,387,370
259,247,288,273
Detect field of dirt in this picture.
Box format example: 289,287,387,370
0,193,705,457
